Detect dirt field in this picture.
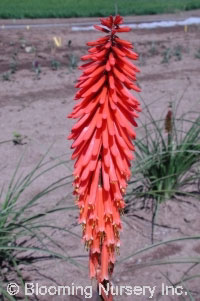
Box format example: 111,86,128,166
0,11,200,301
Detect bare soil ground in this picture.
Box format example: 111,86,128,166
0,12,200,301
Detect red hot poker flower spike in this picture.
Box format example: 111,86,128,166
68,15,141,283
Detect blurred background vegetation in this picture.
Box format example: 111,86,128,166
0,0,200,19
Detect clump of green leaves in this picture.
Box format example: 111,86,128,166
126,99,200,242
1,49,19,81
51,59,61,70
173,45,182,61
12,131,23,145
2,72,11,81
161,45,183,63
161,48,172,64
0,150,82,299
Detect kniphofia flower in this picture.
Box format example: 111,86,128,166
68,14,141,289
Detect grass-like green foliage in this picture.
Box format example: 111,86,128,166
118,235,200,300
0,0,200,19
0,149,84,299
126,99,200,241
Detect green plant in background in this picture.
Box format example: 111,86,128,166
67,40,78,71
68,53,78,70
12,132,29,145
161,48,172,64
49,36,62,71
161,45,183,63
149,41,158,56
1,72,11,81
9,49,18,74
194,48,200,59
32,60,41,79
174,45,183,61
51,59,61,70
0,149,84,300
125,99,200,242
0,0,200,18
12,132,23,145
1,49,18,82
